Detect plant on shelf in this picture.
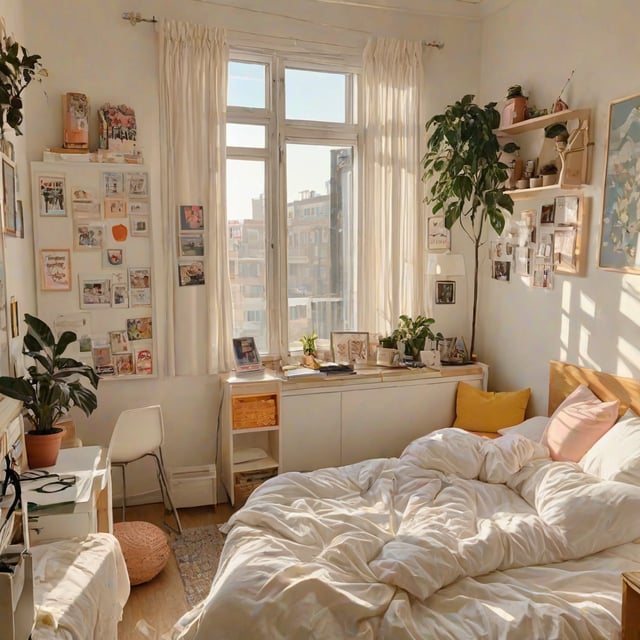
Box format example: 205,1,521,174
421,95,517,359
394,315,443,361
0,17,45,136
544,122,570,151
540,162,558,176
0,314,99,467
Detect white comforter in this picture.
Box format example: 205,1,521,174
174,429,640,639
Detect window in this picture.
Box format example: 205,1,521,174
226,53,359,355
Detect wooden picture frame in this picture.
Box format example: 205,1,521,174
39,249,72,291
330,331,369,364
38,175,67,217
2,155,16,235
435,280,455,304
599,92,640,273
232,336,262,372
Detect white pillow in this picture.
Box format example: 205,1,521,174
579,409,640,485
498,416,549,442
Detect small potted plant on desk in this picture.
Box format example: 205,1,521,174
0,314,99,468
300,332,318,368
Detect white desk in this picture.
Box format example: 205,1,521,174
26,446,112,545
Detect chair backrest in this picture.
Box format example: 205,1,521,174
108,405,165,464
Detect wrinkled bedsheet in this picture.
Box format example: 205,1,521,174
173,429,640,639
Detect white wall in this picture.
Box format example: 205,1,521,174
477,0,640,414
18,0,481,502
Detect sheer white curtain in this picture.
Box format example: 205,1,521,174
158,20,234,375
359,38,425,336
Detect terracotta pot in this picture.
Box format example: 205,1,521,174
302,354,316,367
24,428,64,468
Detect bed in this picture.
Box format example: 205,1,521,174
173,361,640,639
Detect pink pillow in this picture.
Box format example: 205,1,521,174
542,385,620,462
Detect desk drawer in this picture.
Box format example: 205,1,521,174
28,512,92,543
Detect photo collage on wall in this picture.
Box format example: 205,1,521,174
40,169,155,377
177,204,205,286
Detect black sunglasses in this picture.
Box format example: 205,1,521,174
26,475,77,494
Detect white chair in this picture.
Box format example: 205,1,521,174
108,405,183,534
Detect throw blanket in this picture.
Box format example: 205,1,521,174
174,429,640,639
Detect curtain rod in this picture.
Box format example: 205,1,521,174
122,12,158,26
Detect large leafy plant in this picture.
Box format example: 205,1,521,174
394,315,443,361
0,314,99,434
421,94,517,358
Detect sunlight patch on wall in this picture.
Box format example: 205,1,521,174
579,291,596,318
559,280,572,360
621,278,640,329
617,336,640,378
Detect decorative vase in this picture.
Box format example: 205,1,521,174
530,177,543,188
24,428,64,468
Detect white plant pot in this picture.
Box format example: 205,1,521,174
376,347,399,367
420,350,441,369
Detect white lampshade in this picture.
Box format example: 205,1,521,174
426,253,466,277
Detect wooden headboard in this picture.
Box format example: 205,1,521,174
549,360,640,416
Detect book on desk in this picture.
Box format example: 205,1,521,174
283,363,355,378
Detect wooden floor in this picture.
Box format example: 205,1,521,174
117,501,235,640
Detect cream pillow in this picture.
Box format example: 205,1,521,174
498,416,549,441
541,385,619,462
579,409,640,485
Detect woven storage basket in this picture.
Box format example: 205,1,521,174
114,521,170,585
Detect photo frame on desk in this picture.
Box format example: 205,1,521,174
331,331,369,364
232,336,262,372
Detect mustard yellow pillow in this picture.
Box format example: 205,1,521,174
453,382,531,432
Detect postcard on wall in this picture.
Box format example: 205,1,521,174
127,199,149,215
128,267,151,290
125,172,148,197
134,346,153,375
127,317,153,341
79,274,112,308
114,352,135,375
102,171,124,195
554,195,579,225
109,330,130,354
104,196,127,219
72,201,101,219
540,203,555,225
71,186,98,203
104,248,125,268
427,215,450,251
179,205,204,232
40,249,72,291
178,260,205,286
38,175,67,217
92,344,112,368
130,214,150,236
111,283,129,308
74,222,104,250
111,270,127,285
179,233,205,257
492,260,511,281
54,311,91,341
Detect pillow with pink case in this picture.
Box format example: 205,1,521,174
541,384,620,462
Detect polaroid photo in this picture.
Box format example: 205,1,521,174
79,274,112,308
111,283,129,308
179,233,205,257
74,222,105,250
130,214,150,236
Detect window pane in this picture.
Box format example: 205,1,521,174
226,159,268,352
285,69,346,123
227,123,266,148
286,144,354,350
228,61,266,109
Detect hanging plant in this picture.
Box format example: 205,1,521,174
0,18,45,136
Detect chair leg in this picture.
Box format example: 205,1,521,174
120,463,127,522
150,451,183,535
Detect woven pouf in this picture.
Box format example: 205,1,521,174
114,521,170,585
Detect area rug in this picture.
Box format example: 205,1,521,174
170,524,227,606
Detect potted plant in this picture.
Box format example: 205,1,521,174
421,95,517,359
300,332,318,367
0,314,99,467
544,123,570,152
394,315,443,362
540,162,559,186
0,18,45,136
376,332,400,367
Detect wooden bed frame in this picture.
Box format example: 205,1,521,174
548,360,640,416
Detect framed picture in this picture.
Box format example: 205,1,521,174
128,267,151,306
178,260,205,286
554,195,579,225
435,280,455,304
427,215,450,251
127,316,153,341
179,205,204,231
72,201,101,219
492,260,511,282
15,200,23,238
104,248,125,268
490,239,512,261
130,214,150,236
109,330,130,354
104,196,127,219
79,274,112,308
179,233,205,257
40,249,72,291
125,172,149,197
532,264,553,289
111,283,129,308
540,203,555,224
71,186,98,203
2,155,16,235
38,175,67,216
330,331,369,364
92,344,112,369
102,171,124,195
9,297,18,338
600,93,640,273
134,346,153,375
127,199,149,215
554,226,578,273
232,336,262,372
113,352,135,375
74,222,104,250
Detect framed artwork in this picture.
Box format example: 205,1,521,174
492,260,511,282
127,316,153,340
427,215,450,251
92,344,112,368
128,199,149,215
134,346,153,375
490,239,512,260
125,172,148,197
102,171,124,195
109,330,130,354
232,336,261,372
600,93,640,273
554,227,578,273
330,331,369,364
532,264,554,289
540,203,555,224
114,352,135,375
179,233,205,257
72,201,101,219
130,214,150,236
554,195,579,225
128,267,151,306
38,175,67,216
104,248,125,268
74,222,104,250
179,205,204,231
104,196,127,219
71,186,98,203
178,260,205,286
40,249,72,291
2,155,16,235
79,274,112,308
435,280,455,304
111,283,129,308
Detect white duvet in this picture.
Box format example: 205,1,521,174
173,429,640,639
